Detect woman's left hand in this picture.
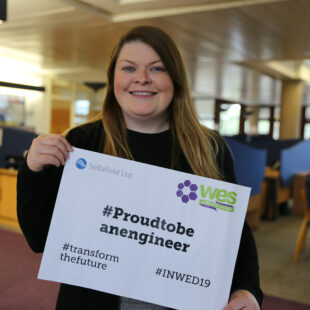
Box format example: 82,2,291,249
222,290,260,310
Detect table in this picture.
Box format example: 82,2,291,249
292,171,310,217
262,167,292,220
0,168,19,229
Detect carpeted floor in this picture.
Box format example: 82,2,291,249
253,215,310,306
263,295,310,310
1,216,309,309
0,227,59,310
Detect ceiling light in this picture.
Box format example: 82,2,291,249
111,0,157,4
0,0,7,23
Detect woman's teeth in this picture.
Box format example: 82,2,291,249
130,91,156,96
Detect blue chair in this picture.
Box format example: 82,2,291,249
0,126,37,169
294,174,310,262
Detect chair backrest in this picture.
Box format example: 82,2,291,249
224,137,267,196
305,174,310,210
0,126,37,168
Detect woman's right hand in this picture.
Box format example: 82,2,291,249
26,134,73,172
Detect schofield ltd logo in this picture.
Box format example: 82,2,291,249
76,158,87,170
176,180,237,212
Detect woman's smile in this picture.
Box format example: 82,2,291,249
128,91,158,96
114,41,174,132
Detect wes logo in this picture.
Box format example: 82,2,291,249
199,186,237,212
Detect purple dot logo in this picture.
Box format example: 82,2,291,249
176,180,198,203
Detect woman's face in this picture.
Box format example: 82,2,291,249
114,41,174,132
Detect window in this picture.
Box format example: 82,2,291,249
258,120,270,135
304,123,310,139
74,99,90,125
75,100,90,115
195,98,215,129
219,104,240,136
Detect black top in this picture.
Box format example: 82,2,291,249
17,120,263,309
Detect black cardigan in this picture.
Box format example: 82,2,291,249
17,120,263,309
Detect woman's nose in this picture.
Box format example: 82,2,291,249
134,68,151,84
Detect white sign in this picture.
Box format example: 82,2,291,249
38,147,251,310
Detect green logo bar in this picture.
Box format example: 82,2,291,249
199,200,235,212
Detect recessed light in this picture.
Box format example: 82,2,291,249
111,0,157,4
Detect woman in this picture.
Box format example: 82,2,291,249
17,26,263,309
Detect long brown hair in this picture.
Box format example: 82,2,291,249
102,25,223,180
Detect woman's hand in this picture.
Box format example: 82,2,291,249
223,290,260,310
26,134,73,172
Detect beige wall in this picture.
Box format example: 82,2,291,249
279,80,304,139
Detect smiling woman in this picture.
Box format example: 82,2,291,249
114,41,174,133
17,25,262,310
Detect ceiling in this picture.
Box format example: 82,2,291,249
1,0,310,105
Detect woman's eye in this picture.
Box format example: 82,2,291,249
151,66,166,72
122,66,135,72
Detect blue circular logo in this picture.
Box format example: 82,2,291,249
76,158,87,169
